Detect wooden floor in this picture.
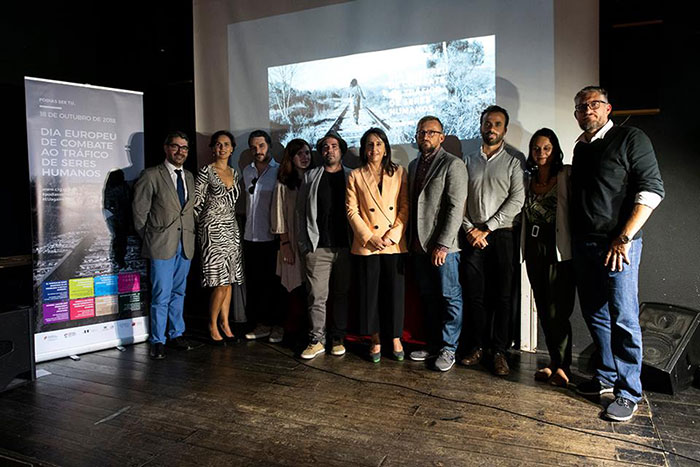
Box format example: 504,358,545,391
1,340,699,467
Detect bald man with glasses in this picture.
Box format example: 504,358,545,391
570,86,664,422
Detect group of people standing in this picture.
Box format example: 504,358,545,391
132,85,664,423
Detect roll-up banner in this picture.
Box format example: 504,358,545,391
24,77,149,362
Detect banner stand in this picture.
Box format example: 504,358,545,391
24,77,149,362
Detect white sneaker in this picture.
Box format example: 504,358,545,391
409,349,432,361
245,325,271,340
268,326,284,343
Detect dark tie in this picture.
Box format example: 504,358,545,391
175,169,186,207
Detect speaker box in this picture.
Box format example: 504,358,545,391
0,306,35,393
640,302,700,394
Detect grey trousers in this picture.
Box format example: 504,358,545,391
304,247,350,343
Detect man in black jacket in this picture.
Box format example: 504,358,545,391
570,86,664,422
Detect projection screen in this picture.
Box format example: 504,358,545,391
195,0,597,163
230,1,548,159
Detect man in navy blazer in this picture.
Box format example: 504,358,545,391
133,131,197,359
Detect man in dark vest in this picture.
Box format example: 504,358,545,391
571,86,664,422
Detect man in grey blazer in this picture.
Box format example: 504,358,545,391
408,116,468,371
133,131,197,359
296,131,352,360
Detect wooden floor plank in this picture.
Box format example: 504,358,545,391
42,348,660,464
1,342,697,466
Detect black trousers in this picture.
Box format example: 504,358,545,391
243,240,282,327
462,229,514,353
356,253,405,339
524,224,575,369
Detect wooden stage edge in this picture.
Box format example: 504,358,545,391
1,340,699,467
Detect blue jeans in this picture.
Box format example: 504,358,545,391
413,252,463,353
573,238,643,402
149,242,192,344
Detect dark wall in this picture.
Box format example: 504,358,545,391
560,2,700,358
600,2,700,312
0,1,196,304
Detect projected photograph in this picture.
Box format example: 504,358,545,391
268,35,495,147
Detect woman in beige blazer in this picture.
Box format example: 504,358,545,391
346,128,409,362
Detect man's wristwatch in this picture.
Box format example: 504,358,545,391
618,234,631,244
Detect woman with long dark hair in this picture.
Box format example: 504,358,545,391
521,128,575,386
194,130,245,344
346,128,409,362
270,138,312,342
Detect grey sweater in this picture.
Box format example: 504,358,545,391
462,143,526,232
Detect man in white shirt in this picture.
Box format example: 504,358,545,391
242,130,284,343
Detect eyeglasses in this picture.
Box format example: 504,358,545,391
248,177,258,194
167,143,190,153
416,130,443,138
574,100,608,112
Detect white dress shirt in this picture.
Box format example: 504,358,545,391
242,158,279,242
164,159,188,200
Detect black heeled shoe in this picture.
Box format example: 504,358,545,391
219,322,240,343
208,324,227,346
209,336,226,347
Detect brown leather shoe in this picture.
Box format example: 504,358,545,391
460,347,483,366
493,352,510,376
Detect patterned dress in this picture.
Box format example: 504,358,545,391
194,164,244,287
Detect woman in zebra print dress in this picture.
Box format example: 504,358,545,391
194,130,245,344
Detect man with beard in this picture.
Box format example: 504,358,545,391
133,131,197,359
242,130,284,342
296,131,352,359
571,86,663,422
407,116,468,372
460,105,525,376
